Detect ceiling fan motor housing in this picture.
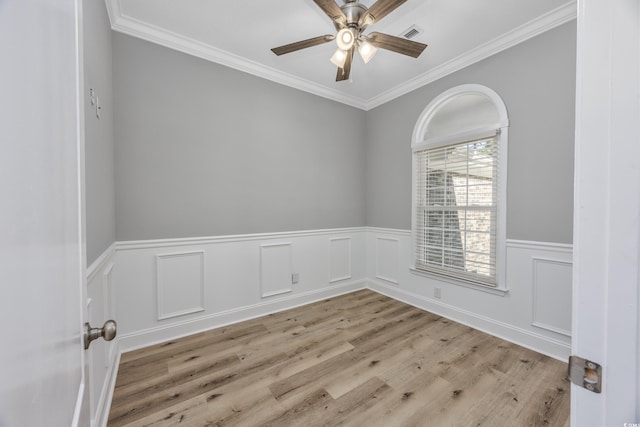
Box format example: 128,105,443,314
271,0,428,81
339,0,368,31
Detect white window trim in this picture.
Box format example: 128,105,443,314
411,84,509,291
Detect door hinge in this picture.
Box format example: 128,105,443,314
568,355,602,393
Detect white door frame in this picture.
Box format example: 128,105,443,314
572,0,640,425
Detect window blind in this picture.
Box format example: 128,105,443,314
414,135,498,286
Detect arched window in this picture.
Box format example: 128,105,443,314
411,84,509,288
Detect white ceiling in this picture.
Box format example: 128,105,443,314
106,0,576,110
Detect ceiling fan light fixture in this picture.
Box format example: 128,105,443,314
270,0,428,82
336,28,355,50
358,41,378,64
330,48,348,68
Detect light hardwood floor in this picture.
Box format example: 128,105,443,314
108,290,570,426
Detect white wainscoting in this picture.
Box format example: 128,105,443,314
365,228,573,361
531,258,572,336
329,237,352,283
114,228,367,352
260,242,293,298
109,226,573,361
509,241,573,337
91,227,573,425
156,250,205,320
375,236,400,284
86,244,119,427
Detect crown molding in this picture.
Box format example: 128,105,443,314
106,0,576,111
365,1,577,109
106,0,369,109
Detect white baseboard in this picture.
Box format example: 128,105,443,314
367,279,570,361
117,274,570,361
118,280,366,353
93,341,120,427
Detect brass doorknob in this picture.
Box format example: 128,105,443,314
84,320,117,350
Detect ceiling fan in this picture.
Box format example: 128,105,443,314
271,0,428,82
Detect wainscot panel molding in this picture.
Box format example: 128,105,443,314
329,237,352,283
86,245,119,427
115,227,366,250
109,227,572,360
113,228,368,352
87,242,116,283
532,257,572,336
505,239,573,252
375,236,400,284
93,342,120,427
260,242,293,298
365,228,572,360
156,251,205,320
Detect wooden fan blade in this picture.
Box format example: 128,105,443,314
365,32,427,58
336,46,354,81
271,35,335,56
313,0,347,25
359,0,407,27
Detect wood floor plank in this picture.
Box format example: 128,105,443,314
115,323,269,386
109,351,288,425
125,382,284,427
207,339,356,403
341,369,452,427
112,353,242,408
109,290,570,426
261,388,335,427
324,331,437,398
268,309,441,402
321,377,395,426
406,363,507,426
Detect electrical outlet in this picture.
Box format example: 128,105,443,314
434,287,442,299
292,273,299,284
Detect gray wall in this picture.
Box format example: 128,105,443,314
84,0,116,264
365,21,576,244
110,21,575,245
113,34,366,241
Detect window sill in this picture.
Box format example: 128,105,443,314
409,267,509,296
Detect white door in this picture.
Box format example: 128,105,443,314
572,0,640,425
0,0,90,426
